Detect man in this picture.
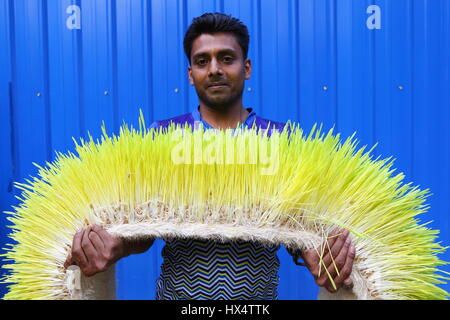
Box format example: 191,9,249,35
64,12,355,299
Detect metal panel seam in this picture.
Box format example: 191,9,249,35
111,0,119,132
42,0,52,161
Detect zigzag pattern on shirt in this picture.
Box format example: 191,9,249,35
162,241,279,270
156,276,278,300
156,238,280,300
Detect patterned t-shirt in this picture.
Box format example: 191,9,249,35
156,238,280,300
151,107,284,300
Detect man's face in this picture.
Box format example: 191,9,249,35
188,32,251,111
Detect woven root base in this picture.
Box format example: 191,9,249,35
64,222,372,300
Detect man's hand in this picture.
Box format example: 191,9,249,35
301,229,356,293
63,224,130,277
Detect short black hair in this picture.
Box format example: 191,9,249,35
183,12,250,64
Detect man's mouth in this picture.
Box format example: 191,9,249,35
207,83,229,89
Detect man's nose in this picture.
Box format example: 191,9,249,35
208,58,223,76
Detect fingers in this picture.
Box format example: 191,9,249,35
321,229,350,273
88,228,105,252
334,245,356,290
343,277,353,287
80,225,99,261
301,248,321,278
316,229,356,292
318,230,341,262
69,224,122,276
293,228,357,294
303,230,339,277
69,225,103,276
312,229,345,280
342,277,353,290
317,238,350,287
91,225,115,250
324,244,356,293
91,224,124,261
91,224,112,243
71,228,89,269
63,252,72,269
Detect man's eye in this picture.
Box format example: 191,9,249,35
196,59,207,66
223,57,234,63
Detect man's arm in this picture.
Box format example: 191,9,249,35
287,229,356,293
63,224,154,277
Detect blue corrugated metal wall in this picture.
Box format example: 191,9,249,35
0,0,449,300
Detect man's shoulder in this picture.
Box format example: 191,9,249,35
253,116,288,132
151,113,195,129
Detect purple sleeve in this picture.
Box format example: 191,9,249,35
149,121,159,129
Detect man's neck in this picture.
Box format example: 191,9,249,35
199,102,249,130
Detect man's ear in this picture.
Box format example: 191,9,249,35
244,58,252,80
188,65,195,86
